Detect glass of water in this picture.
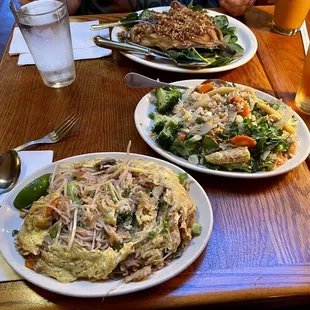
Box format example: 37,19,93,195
10,0,75,88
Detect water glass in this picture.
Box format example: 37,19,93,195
272,0,310,36
10,0,76,88
295,48,310,114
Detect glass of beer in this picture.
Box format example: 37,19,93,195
295,48,310,114
272,0,310,36
10,0,75,88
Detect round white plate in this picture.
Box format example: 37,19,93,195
134,80,310,179
0,152,213,298
111,7,258,74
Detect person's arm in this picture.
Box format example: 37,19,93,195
66,0,81,15
19,0,81,15
218,0,256,16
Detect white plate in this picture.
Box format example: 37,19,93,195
0,152,213,298
111,7,258,74
134,80,310,179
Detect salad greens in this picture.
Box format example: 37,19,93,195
149,84,297,173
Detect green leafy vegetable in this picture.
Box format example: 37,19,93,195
159,202,168,212
192,5,203,12
114,243,124,251
145,188,152,196
149,112,155,120
196,117,204,124
213,15,229,29
12,229,19,237
120,12,138,28
148,231,157,239
202,136,218,154
139,9,154,20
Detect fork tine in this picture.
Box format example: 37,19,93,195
52,113,77,135
54,116,79,140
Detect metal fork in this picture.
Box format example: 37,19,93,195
13,114,79,152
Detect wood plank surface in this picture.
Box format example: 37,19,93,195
0,6,309,310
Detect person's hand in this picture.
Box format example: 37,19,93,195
219,0,256,16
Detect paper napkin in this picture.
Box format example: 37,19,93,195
0,150,54,282
9,20,112,66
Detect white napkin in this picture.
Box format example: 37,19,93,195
9,21,112,66
0,150,54,282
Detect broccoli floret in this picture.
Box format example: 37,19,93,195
155,87,182,114
151,114,166,134
157,119,179,150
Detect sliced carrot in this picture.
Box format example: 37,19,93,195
230,96,250,117
25,258,35,270
231,135,257,148
197,83,213,94
176,134,186,142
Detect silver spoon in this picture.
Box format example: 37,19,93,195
124,72,231,89
93,36,210,69
0,150,21,195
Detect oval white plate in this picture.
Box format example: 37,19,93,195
111,7,258,74
0,152,213,298
134,80,310,178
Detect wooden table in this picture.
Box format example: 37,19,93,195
0,6,310,310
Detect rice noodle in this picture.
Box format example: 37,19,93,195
15,155,197,283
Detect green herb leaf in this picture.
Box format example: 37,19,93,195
212,15,229,30
192,5,203,12
120,12,138,29
148,231,156,239
12,229,19,237
196,117,204,124
122,188,131,198
49,225,58,239
145,188,152,196
149,112,155,120
202,136,218,154
114,243,124,251
159,202,168,212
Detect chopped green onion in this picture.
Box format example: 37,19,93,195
49,225,58,239
114,243,123,251
178,173,188,184
195,117,204,124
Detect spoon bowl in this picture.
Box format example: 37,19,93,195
0,150,21,195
